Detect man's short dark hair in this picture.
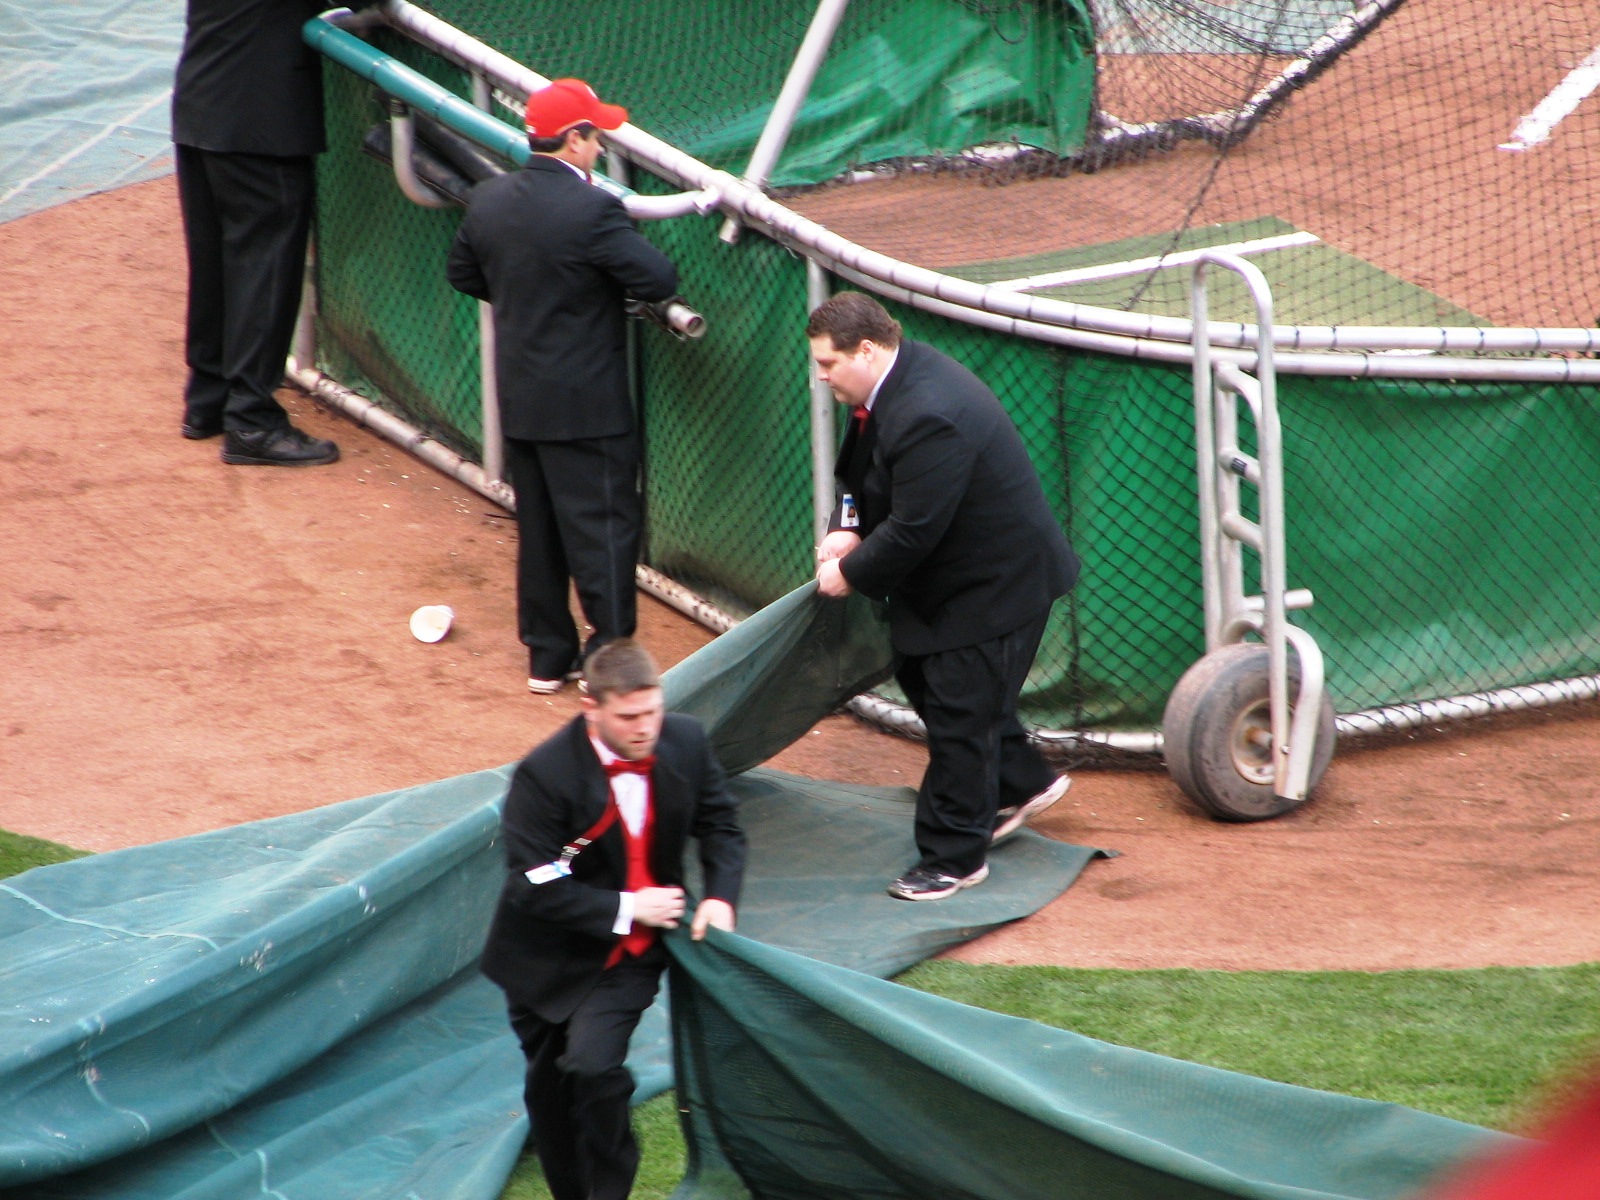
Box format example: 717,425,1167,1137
528,121,598,155
805,291,903,351
583,638,661,701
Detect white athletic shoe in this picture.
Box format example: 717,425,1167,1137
887,862,990,901
528,676,564,695
991,773,1071,844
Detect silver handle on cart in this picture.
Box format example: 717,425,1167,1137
1190,252,1327,802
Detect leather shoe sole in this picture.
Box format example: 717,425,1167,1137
221,427,339,467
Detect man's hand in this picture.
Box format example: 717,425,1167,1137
690,898,735,941
815,530,861,563
633,886,686,929
816,558,854,598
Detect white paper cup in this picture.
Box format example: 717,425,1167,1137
408,605,454,643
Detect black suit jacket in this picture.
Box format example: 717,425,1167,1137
172,0,330,156
831,340,1079,655
446,158,680,443
481,713,746,1022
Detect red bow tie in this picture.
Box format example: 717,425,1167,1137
604,756,655,777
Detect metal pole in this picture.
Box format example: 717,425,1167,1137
1189,260,1222,651
719,0,850,243
806,259,836,543
470,71,505,486
289,239,317,376
386,102,454,208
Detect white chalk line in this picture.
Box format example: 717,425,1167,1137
1500,42,1600,151
989,230,1321,292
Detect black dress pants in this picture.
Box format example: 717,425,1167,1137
895,610,1056,878
505,433,641,679
175,144,314,434
507,948,664,1200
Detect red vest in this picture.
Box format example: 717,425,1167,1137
602,756,657,968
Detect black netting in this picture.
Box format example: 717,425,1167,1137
309,0,1600,736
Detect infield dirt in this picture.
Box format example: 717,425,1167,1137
2,178,1596,972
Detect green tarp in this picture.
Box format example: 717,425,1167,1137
669,933,1514,1200
413,0,1097,190
0,585,1103,1197
0,583,1510,1200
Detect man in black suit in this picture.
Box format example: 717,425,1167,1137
808,292,1079,901
172,0,341,466
447,80,680,695
482,638,745,1200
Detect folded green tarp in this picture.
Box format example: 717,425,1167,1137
0,585,1104,1197
668,932,1517,1200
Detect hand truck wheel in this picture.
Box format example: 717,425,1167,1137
1162,642,1336,821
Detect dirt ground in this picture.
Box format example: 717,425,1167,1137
787,0,1600,331
2,178,1596,973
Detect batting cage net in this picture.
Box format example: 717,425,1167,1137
308,0,1600,740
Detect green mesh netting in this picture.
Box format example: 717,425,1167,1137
309,4,1600,736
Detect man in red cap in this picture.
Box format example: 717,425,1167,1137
448,80,680,694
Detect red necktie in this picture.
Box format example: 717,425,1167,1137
852,406,869,433
603,755,658,966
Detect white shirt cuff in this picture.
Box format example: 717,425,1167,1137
613,891,635,935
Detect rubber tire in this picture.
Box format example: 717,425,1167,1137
1162,642,1337,822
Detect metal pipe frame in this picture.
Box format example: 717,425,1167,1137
313,10,719,221
385,101,454,207
1191,252,1324,800
719,0,850,242
295,4,1600,752
468,71,505,486
806,259,837,543
370,0,1600,372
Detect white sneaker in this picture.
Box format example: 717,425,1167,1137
887,862,990,901
527,676,564,695
991,773,1071,844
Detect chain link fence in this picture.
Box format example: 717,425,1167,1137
309,1,1600,737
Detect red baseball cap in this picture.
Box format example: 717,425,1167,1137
524,78,628,138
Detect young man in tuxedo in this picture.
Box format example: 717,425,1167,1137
808,292,1079,901
481,639,745,1200
447,79,680,695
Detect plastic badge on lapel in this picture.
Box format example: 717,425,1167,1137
840,493,860,529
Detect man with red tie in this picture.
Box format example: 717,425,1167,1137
808,292,1078,902
481,639,746,1200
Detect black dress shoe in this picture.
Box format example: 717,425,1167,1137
181,420,223,440
221,425,340,467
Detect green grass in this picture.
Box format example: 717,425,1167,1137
4,833,1592,1195
0,827,87,879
